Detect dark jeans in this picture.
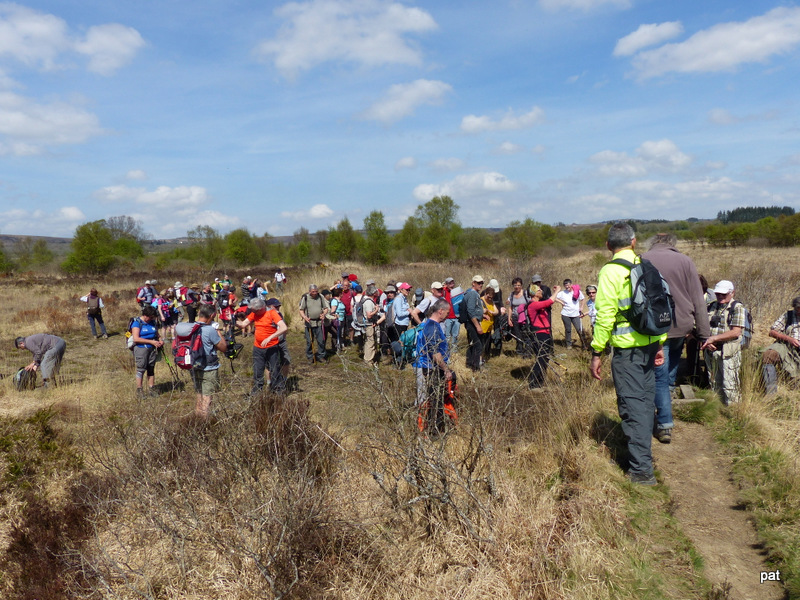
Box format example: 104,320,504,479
528,332,553,388
465,321,482,371
304,324,326,362
185,305,197,323
611,344,658,477
654,337,684,431
88,312,107,337
421,367,446,434
253,345,285,394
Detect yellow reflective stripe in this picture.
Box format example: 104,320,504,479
612,325,635,335
618,298,631,308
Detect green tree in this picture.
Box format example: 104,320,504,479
361,211,390,265
106,215,149,243
500,219,545,259
460,227,493,257
13,237,34,269
393,216,422,261
61,220,118,274
225,229,261,266
187,225,225,268
414,196,462,261
0,242,12,274
31,239,54,266
326,217,359,262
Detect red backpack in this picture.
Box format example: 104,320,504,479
172,323,207,370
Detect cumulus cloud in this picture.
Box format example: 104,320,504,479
614,21,683,56
631,7,800,79
0,205,85,236
394,156,416,170
430,157,464,172
539,0,630,11
255,0,437,77
362,79,451,123
75,23,146,76
460,106,544,134
94,184,211,217
0,91,103,155
281,203,334,220
413,171,517,200
0,4,143,75
590,139,691,176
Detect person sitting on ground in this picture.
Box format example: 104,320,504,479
14,333,67,389
176,304,227,419
131,305,164,398
81,287,108,339
761,296,800,395
701,280,745,406
555,278,585,349
526,283,562,390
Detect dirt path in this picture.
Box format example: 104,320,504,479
653,422,785,600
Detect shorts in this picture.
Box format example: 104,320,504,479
192,368,220,396
133,345,157,376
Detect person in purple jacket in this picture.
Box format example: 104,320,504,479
642,233,711,444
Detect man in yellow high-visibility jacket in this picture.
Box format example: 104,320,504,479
590,223,666,486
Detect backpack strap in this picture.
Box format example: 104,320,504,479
609,257,635,270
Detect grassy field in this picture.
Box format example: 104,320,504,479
0,243,798,599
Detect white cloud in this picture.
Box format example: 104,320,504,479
75,23,146,76
494,141,524,155
362,79,451,123
281,203,334,220
126,169,147,180
708,107,779,125
0,4,69,70
94,184,211,217
0,91,103,155
0,205,85,236
0,4,143,74
460,106,544,134
255,0,437,77
394,156,416,170
590,139,691,176
413,171,517,200
632,7,800,79
430,157,464,171
539,0,630,11
614,21,683,56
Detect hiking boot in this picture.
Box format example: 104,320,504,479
629,472,657,486
655,428,672,444
102,334,108,339
148,389,158,398
136,388,145,398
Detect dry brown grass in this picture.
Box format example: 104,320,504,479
1,246,799,598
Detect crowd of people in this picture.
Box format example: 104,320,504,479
12,235,800,479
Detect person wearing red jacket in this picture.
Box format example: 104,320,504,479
526,284,561,390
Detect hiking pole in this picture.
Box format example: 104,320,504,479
158,345,181,389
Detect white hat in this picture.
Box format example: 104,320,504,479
431,281,444,290
713,280,734,294
488,279,500,293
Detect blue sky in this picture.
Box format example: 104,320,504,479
1,0,799,238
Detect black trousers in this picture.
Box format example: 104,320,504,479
465,321,482,371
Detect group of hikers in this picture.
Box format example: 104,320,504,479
11,230,800,470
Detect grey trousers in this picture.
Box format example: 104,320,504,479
611,343,658,477
40,339,67,380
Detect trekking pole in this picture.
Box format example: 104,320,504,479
158,345,181,389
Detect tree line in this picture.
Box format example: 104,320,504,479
0,201,798,275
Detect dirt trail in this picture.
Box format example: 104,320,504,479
653,422,785,600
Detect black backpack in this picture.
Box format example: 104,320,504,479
609,257,674,336
13,367,36,391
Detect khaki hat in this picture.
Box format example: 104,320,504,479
472,275,484,283
431,281,444,290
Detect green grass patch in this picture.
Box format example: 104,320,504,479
715,413,800,598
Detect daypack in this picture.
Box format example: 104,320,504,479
353,296,369,329
400,325,418,362
510,291,532,327
86,295,101,316
13,367,36,391
711,300,753,349
217,289,230,308
385,298,396,328
125,317,139,350
173,323,207,371
609,257,674,337
458,294,472,324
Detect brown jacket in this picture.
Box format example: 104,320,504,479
642,245,711,340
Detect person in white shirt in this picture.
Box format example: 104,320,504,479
555,278,585,349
